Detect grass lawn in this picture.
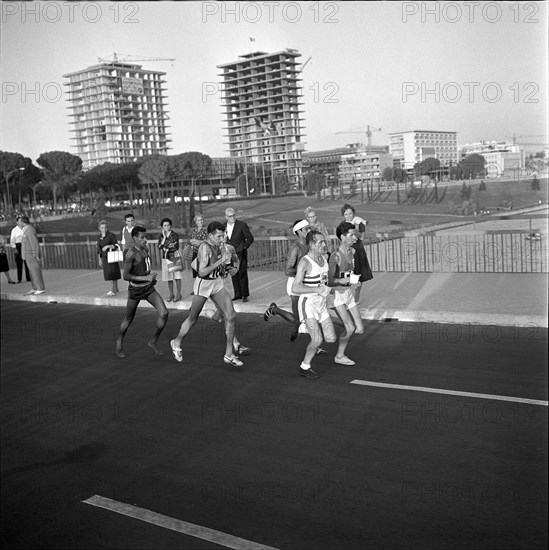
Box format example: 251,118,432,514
2,179,546,240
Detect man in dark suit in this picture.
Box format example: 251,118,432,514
225,207,254,302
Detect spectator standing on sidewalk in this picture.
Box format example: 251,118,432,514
97,220,121,297
341,203,373,303
20,216,46,295
158,217,183,302
0,236,16,285
305,206,333,257
120,213,136,258
188,214,208,280
225,207,254,302
9,216,31,283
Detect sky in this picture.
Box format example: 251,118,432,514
1,1,548,163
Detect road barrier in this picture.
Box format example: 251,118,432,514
3,232,547,273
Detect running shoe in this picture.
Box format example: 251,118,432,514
224,354,243,367
34,290,46,295
334,355,355,366
263,302,277,321
170,339,183,363
299,366,320,379
234,344,251,356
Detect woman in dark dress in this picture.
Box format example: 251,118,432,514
341,204,373,303
97,220,121,296
0,237,16,284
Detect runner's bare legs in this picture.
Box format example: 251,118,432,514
210,288,237,358
146,292,169,354
116,298,140,358
172,294,208,349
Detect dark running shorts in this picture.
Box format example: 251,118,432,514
128,280,157,301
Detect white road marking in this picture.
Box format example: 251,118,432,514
350,380,548,406
83,495,279,550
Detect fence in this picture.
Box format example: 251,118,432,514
3,233,547,273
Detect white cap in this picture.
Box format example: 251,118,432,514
293,219,310,234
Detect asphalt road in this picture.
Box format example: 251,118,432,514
1,301,547,549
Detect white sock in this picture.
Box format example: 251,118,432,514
300,362,311,370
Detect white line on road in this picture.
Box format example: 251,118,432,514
82,495,279,550
350,380,548,406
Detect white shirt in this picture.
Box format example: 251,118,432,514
10,225,24,246
226,221,235,240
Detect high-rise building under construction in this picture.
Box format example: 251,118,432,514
63,60,171,168
217,49,305,193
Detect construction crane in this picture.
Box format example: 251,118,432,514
335,125,382,203
298,56,312,74
97,52,175,65
336,124,382,149
505,133,544,145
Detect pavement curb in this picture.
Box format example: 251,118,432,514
2,291,546,328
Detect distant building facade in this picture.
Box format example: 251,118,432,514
63,61,171,168
217,49,305,192
303,143,392,188
338,146,393,186
302,144,363,181
458,141,523,178
388,130,458,172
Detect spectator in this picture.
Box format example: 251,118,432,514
341,203,373,303
120,212,136,258
10,216,31,283
225,207,254,302
0,236,16,285
158,217,182,302
20,216,46,295
305,206,333,255
97,220,121,297
188,214,208,281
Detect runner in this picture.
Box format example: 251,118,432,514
291,231,337,379
263,219,310,341
208,230,251,356
327,222,365,366
170,221,244,367
264,220,336,356
116,226,169,358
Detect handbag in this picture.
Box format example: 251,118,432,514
182,243,194,261
107,244,123,263
167,251,183,273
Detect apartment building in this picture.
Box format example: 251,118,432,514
388,130,458,172
338,146,393,186
217,49,305,192
63,61,171,168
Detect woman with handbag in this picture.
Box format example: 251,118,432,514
97,220,121,296
158,217,183,302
